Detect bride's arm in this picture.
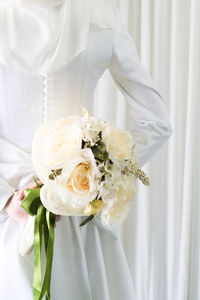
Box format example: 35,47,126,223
0,174,37,224
108,8,173,168
0,136,61,225
3,181,39,223
0,136,36,221
0,176,15,214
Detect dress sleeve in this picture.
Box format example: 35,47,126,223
0,136,36,218
108,9,173,168
0,177,15,211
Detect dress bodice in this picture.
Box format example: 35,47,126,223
0,23,113,151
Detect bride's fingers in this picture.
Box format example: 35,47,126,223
23,178,42,190
24,181,40,190
17,190,25,201
54,215,61,227
18,180,43,201
22,180,37,190
17,187,32,201
29,179,42,189
55,215,61,222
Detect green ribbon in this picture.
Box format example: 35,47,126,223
21,188,56,300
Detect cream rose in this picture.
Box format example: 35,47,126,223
32,116,83,183
102,123,134,160
40,148,99,215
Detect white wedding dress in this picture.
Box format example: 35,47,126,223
0,4,172,300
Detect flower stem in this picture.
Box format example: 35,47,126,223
79,214,94,226
32,176,43,188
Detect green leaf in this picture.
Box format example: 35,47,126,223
55,168,62,176
96,131,102,141
48,168,62,180
48,174,55,180
91,141,109,162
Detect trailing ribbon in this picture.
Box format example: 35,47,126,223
21,188,56,300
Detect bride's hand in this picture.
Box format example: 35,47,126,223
4,181,39,223
4,180,61,225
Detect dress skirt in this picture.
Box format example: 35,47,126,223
0,213,136,300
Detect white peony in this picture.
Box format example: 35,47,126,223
32,116,83,183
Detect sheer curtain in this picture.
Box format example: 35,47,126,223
96,0,200,299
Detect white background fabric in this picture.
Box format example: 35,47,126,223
96,0,200,299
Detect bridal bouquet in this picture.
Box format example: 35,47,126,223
20,107,150,300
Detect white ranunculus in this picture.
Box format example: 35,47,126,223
40,148,99,215
32,116,83,183
102,123,134,160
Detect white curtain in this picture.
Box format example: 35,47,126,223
96,0,200,299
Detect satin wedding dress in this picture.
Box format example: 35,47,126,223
0,4,172,300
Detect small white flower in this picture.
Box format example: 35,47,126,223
80,112,106,146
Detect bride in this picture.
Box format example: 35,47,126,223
0,0,172,299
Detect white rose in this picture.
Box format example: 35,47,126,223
32,116,83,183
40,148,99,215
102,123,134,160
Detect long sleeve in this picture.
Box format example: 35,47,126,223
0,177,15,220
0,136,36,218
0,138,16,216
108,9,173,168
